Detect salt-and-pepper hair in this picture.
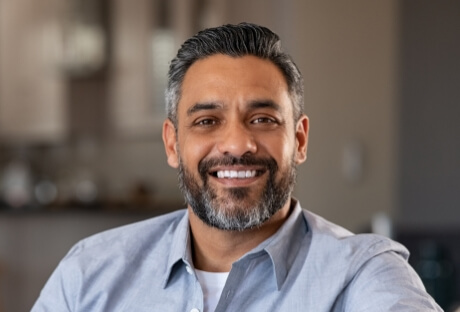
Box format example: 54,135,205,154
165,22,304,127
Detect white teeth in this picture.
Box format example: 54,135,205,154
215,170,257,179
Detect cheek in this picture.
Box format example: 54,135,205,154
178,135,214,168
264,132,294,156
265,137,297,174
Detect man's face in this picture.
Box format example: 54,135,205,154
163,54,308,231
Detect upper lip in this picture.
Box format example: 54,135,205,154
209,165,263,172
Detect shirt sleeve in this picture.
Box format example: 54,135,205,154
30,242,83,312
30,260,75,312
341,250,443,312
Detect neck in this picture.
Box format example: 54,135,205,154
188,199,293,272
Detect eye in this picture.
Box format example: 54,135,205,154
195,118,218,126
252,117,277,124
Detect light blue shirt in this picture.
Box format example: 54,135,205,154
32,200,442,311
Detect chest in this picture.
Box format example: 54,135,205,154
76,254,350,312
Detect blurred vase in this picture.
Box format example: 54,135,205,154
0,159,33,209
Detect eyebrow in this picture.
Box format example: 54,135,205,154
186,99,282,116
247,99,282,112
186,102,222,116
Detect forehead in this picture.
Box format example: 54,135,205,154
178,54,291,113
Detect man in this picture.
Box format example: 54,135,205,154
32,23,442,311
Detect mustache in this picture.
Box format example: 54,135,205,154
198,154,278,177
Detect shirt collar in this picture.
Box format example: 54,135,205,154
162,209,192,288
162,199,309,290
241,198,309,290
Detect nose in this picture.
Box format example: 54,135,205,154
216,122,257,157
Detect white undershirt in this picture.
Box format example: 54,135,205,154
195,269,229,312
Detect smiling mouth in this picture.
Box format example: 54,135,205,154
209,169,265,179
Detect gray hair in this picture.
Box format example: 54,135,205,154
165,22,304,127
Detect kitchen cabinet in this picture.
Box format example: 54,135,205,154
0,0,67,144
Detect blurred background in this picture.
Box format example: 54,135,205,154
0,0,459,311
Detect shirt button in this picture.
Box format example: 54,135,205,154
185,266,193,275
190,309,200,312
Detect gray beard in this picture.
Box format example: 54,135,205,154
177,153,297,231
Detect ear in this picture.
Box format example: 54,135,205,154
162,118,179,168
294,115,309,164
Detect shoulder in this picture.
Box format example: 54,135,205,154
65,209,187,264
303,210,440,311
301,209,409,271
301,210,441,310
32,209,189,311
